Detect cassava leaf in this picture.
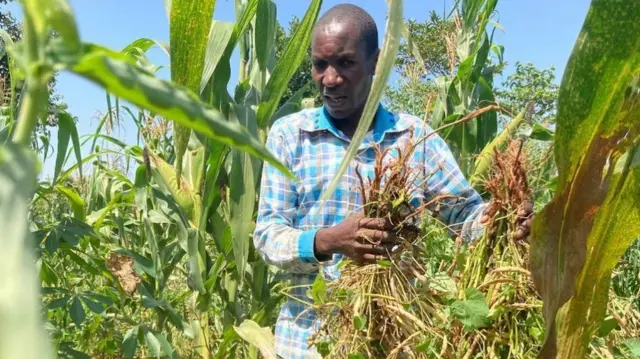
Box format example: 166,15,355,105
530,1,640,357
69,297,86,328
122,326,139,358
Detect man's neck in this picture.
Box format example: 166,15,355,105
330,106,374,139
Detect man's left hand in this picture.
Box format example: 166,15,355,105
514,200,534,240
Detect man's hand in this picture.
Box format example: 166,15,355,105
314,212,398,263
480,200,534,240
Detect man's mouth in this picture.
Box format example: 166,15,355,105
324,95,347,106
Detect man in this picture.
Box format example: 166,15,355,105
254,4,532,358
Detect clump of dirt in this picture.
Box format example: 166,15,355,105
106,253,140,295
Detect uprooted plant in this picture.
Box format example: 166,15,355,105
308,133,456,358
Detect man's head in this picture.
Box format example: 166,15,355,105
311,4,379,120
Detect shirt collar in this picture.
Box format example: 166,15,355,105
299,103,412,144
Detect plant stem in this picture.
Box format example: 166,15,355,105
12,83,48,146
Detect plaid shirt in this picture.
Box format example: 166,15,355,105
254,104,486,358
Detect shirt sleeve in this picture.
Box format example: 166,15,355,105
253,124,324,273
422,132,487,242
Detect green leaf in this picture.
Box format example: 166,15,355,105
229,105,259,281
309,273,326,304
450,288,490,331
60,112,83,180
122,326,139,359
46,296,69,310
45,0,81,53
597,316,619,337
255,0,277,72
55,185,85,221
44,232,61,254
352,315,366,331
170,0,216,182
348,354,366,359
187,228,206,293
624,339,640,357
69,297,86,328
80,295,106,314
234,320,277,359
529,1,640,357
529,123,555,141
54,112,71,184
142,326,174,358
319,0,403,205
469,109,525,188
200,21,235,94
0,144,54,359
134,164,148,213
256,0,322,127
66,44,292,178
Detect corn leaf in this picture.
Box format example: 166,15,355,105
319,0,403,204
56,185,86,221
229,104,258,281
0,144,53,359
65,44,292,178
44,0,81,53
255,0,276,72
234,320,276,359
170,0,216,183
199,21,235,94
530,1,640,357
53,112,71,184
469,109,525,189
256,0,322,127
201,0,258,109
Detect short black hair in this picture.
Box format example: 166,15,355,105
314,4,379,57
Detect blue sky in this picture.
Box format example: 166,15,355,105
7,0,591,177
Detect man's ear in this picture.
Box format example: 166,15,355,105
370,48,380,74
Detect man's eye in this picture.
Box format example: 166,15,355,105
340,59,354,67
313,60,327,70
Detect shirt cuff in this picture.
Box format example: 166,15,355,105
298,229,321,263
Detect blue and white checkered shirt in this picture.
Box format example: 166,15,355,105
254,104,486,358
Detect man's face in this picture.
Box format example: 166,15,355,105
311,21,378,120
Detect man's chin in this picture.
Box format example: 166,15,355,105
325,106,352,120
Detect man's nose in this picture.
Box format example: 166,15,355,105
322,66,343,88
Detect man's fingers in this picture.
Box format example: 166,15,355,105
362,253,387,263
354,242,392,256
358,217,393,230
357,229,398,244
517,201,534,217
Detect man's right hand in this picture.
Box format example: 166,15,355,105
313,212,398,263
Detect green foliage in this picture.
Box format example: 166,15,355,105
274,16,318,107
496,61,559,124
397,12,456,78
450,288,491,331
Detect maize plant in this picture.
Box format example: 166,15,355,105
530,1,640,357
